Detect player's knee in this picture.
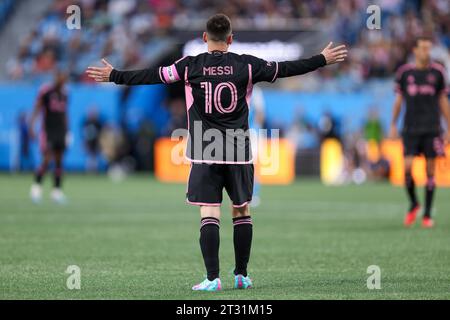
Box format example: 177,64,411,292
404,165,413,175
232,205,250,218
200,206,221,219
425,160,435,177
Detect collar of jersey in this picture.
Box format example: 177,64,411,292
208,50,228,55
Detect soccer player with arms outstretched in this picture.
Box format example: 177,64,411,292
87,14,347,291
29,71,69,204
390,36,450,228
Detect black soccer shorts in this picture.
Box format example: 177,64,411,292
402,134,445,158
186,163,254,207
40,131,66,152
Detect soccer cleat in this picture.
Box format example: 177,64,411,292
192,278,222,291
30,184,43,203
50,188,67,204
422,217,434,228
234,274,253,289
404,204,420,227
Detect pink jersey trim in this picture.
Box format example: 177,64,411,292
232,201,250,208
185,67,194,111
158,66,166,84
246,64,253,108
185,163,192,193
395,63,415,79
175,56,188,64
186,199,222,207
271,62,278,83
185,156,254,164
430,62,447,78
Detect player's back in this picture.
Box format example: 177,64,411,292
187,51,251,132
178,51,277,163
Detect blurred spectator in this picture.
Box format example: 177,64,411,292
364,108,383,144
6,0,450,85
318,112,341,142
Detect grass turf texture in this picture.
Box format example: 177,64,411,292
0,174,449,300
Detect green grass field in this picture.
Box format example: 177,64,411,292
0,174,449,300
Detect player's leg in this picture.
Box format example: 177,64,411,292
232,204,253,289
403,155,420,226
404,156,418,208
30,147,51,203
50,149,67,203
187,164,224,291
402,134,420,226
191,206,222,291
421,135,442,228
422,157,436,227
224,164,254,288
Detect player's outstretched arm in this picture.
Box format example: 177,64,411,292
86,59,163,85
276,42,347,79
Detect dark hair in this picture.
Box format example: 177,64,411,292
206,14,232,42
413,36,432,48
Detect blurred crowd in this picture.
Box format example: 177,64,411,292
6,0,449,178
6,0,450,86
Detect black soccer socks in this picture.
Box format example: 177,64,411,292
199,217,220,281
233,216,253,277
424,176,435,218
35,164,47,184
54,166,63,188
405,172,418,210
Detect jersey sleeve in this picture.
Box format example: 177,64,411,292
247,56,279,84
247,54,326,84
394,68,405,95
36,84,51,106
434,64,448,94
159,56,190,84
109,56,190,85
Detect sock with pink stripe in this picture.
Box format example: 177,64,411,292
424,176,435,218
199,217,220,281
233,216,252,277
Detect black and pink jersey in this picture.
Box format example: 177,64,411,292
395,62,447,135
110,51,326,163
37,84,68,137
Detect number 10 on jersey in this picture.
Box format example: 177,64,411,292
200,81,238,114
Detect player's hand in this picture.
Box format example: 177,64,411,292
86,59,114,82
389,124,398,139
321,42,347,65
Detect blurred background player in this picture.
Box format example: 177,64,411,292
390,37,450,228
29,70,69,204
